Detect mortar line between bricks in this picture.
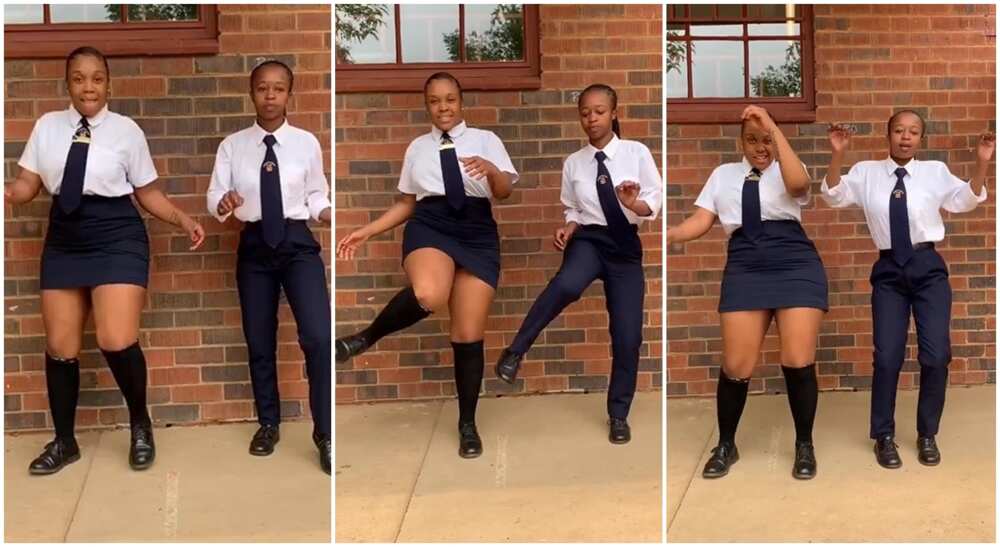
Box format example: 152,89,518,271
393,400,444,544
63,431,102,543
667,405,717,535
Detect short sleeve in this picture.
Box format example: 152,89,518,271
397,140,418,195
484,131,519,184
207,137,234,223
17,118,42,175
125,122,158,188
635,143,663,220
939,162,988,213
560,159,583,225
820,163,861,208
693,166,720,214
794,161,811,206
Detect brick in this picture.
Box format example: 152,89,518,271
152,404,200,423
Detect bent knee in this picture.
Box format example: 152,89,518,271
96,330,139,353
412,283,449,312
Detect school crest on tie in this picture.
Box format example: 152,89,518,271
893,189,904,199
264,161,276,173
598,174,610,185
73,126,91,144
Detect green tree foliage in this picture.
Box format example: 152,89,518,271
105,4,198,22
335,4,391,64
444,5,524,62
750,42,802,97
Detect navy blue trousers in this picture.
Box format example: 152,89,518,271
237,221,331,438
869,248,951,439
510,226,644,419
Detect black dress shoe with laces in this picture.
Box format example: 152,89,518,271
702,442,739,478
249,424,280,456
609,417,631,444
129,423,155,470
314,432,331,475
792,440,817,480
917,436,940,466
874,435,902,469
458,422,482,458
335,334,369,363
29,438,81,475
495,348,523,384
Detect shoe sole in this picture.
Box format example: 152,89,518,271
29,452,81,476
249,447,276,456
609,436,631,445
918,456,940,466
458,449,482,459
335,340,351,363
130,454,155,470
495,365,516,384
792,469,816,480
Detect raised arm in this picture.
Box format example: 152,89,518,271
742,105,809,197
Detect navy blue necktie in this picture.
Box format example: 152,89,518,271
594,151,632,248
439,132,466,211
889,167,914,266
741,167,763,240
260,134,284,248
59,117,90,214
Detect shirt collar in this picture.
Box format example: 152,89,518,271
883,157,916,177
253,119,291,146
587,134,621,161
740,156,775,176
67,104,109,128
432,120,467,141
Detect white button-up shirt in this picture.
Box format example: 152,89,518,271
18,105,157,196
821,158,988,250
561,135,663,225
208,120,331,223
397,120,518,200
694,158,809,235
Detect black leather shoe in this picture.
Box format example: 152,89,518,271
249,424,280,456
874,435,902,469
129,424,155,470
609,417,631,444
792,440,817,480
458,422,482,458
335,334,369,363
495,348,523,384
702,442,739,478
315,434,331,475
29,438,80,475
917,436,940,466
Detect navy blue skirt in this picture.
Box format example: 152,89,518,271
41,195,149,290
719,220,828,312
402,196,500,289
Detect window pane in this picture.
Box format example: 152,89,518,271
690,24,742,37
749,40,802,97
4,4,43,24
692,40,744,98
335,4,396,64
400,4,459,63
50,5,121,23
127,5,198,22
666,44,688,99
748,22,799,36
666,23,686,37
747,4,799,20
464,4,524,62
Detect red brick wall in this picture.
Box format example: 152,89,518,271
335,4,663,403
667,4,996,396
4,4,332,430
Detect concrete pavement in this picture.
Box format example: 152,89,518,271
5,421,331,542
335,391,663,542
667,385,995,542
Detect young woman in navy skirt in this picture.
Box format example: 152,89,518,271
494,84,663,445
823,111,994,469
208,60,332,475
6,47,205,475
335,72,518,458
666,105,827,480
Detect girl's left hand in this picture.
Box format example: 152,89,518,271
977,132,995,163
459,156,498,181
180,216,206,250
741,104,776,131
616,181,641,209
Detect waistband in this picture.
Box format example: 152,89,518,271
879,242,935,258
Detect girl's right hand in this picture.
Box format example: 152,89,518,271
4,185,14,203
666,227,676,245
337,228,370,260
554,223,578,251
217,190,244,216
828,123,852,154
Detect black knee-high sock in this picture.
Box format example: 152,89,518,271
717,370,750,445
782,364,818,444
357,286,431,346
452,340,484,426
102,342,151,428
46,354,80,441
